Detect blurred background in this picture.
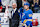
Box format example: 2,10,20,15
0,0,40,13
22,0,40,13
0,0,40,27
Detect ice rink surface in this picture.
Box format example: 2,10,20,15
19,24,40,27
19,21,40,27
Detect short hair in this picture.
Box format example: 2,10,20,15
12,2,17,6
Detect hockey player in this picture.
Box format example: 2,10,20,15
22,2,33,27
18,7,23,20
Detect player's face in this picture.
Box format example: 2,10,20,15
12,3,17,9
24,5,29,9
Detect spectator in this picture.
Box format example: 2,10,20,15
27,0,40,13
1,0,10,6
0,6,5,12
27,0,33,9
39,0,40,7
9,0,16,6
0,6,2,12
17,0,22,9
0,0,1,6
32,0,39,13
37,10,40,13
2,6,6,12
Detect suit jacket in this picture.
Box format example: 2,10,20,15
11,9,19,27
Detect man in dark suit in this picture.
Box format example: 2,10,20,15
11,3,19,27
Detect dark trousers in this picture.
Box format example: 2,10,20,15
11,19,19,27
9,19,11,27
9,19,19,27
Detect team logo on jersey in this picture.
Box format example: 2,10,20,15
29,14,32,17
22,13,25,18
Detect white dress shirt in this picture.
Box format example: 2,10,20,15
12,8,17,16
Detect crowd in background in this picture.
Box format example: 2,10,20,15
22,0,40,13
0,0,40,13
0,0,17,12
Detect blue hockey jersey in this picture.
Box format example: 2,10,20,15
22,9,33,20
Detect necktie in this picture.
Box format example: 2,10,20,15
11,10,14,17
12,10,14,16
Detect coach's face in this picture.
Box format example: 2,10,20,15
24,5,29,9
12,3,17,9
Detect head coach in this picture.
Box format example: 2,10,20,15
11,3,19,27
